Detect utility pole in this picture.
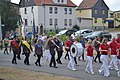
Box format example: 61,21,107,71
0,15,2,40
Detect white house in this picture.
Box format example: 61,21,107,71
19,0,77,34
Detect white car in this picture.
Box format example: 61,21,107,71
56,29,76,36
75,29,93,37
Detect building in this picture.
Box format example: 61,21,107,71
76,0,110,30
19,0,77,34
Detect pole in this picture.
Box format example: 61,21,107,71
0,15,2,40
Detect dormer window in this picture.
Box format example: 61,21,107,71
94,9,98,14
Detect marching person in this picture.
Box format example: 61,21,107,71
93,37,102,63
16,36,22,60
65,36,77,71
10,35,19,64
54,36,63,64
78,35,86,62
0,40,3,50
22,37,33,65
98,38,110,77
116,33,120,43
85,39,95,75
3,36,9,54
35,39,43,67
108,37,119,71
116,42,120,77
48,36,58,68
44,36,51,62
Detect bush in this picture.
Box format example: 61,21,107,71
60,35,68,42
46,31,56,36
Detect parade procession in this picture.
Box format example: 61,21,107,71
0,0,120,80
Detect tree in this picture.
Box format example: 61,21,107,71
0,0,18,38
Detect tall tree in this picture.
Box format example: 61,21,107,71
0,0,18,38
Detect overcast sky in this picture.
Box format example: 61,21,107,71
11,0,120,11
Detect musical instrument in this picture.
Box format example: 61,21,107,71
70,43,84,57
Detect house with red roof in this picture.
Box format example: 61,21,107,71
76,0,114,29
19,0,77,34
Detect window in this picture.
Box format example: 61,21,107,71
102,18,106,23
69,19,72,26
25,19,28,26
31,7,33,13
102,9,105,15
55,19,58,26
69,8,72,14
49,7,52,13
54,7,58,14
79,10,81,13
58,0,60,2
24,8,27,14
64,8,67,14
117,13,120,18
64,19,67,26
94,18,97,23
61,0,64,3
49,18,53,25
94,9,98,14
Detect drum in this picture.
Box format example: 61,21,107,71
70,43,83,57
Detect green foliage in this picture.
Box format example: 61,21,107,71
46,31,56,36
60,35,67,42
0,0,18,38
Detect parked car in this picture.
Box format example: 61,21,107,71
75,29,93,37
85,31,112,41
56,29,77,36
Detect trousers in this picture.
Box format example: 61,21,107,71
109,55,118,70
99,55,110,77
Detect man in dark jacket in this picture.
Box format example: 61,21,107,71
22,37,33,65
48,36,58,68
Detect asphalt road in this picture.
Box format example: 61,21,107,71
0,50,120,80
0,32,120,80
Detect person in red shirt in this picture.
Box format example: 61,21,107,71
99,38,110,77
116,33,120,43
108,37,119,71
85,39,95,75
116,43,120,77
65,36,77,71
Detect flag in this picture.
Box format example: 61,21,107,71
22,22,26,39
18,14,23,41
32,13,36,39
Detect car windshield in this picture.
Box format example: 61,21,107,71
58,30,67,34
91,32,101,36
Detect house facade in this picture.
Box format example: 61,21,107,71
76,0,110,30
19,0,77,33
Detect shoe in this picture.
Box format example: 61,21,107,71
117,71,120,77
85,69,89,73
99,61,102,63
35,62,38,66
94,60,97,63
54,66,58,68
91,71,95,75
76,64,79,66
115,68,119,71
104,75,109,77
98,70,103,75
72,68,77,71
39,64,41,67
67,67,72,70
49,65,53,67
109,67,114,70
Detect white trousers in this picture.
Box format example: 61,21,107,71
85,56,94,73
45,49,51,61
109,55,118,70
117,59,120,77
67,52,75,69
99,55,110,77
